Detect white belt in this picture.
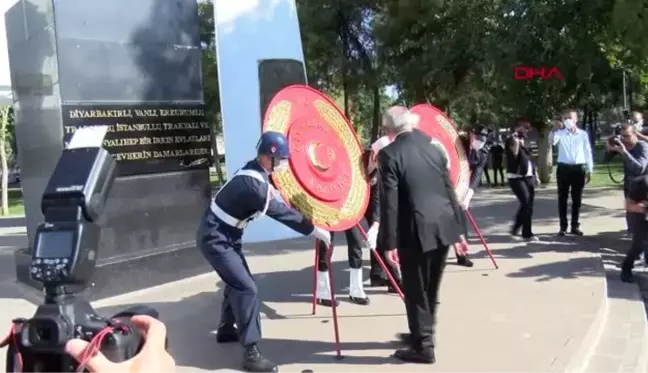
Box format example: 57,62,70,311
209,168,273,229
210,199,255,229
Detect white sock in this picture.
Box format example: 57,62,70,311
349,268,367,299
316,271,332,300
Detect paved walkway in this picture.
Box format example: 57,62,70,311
0,186,645,372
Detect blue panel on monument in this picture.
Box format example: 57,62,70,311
6,0,217,300
214,0,308,243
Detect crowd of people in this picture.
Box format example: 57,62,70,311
40,108,648,373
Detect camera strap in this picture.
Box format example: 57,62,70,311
75,319,133,372
1,318,27,372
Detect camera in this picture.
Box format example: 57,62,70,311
608,124,623,146
3,139,159,372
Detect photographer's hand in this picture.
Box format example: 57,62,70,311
65,315,175,373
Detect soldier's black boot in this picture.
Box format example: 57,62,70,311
242,345,278,372
370,274,388,287
216,324,239,343
394,347,436,364
456,255,474,268
316,270,340,307
348,268,370,305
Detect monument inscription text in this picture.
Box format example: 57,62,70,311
62,104,212,176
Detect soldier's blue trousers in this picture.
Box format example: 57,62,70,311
197,210,261,347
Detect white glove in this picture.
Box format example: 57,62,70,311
460,188,474,210
366,225,379,249
311,226,331,246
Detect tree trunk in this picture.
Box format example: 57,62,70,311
370,85,381,143
414,85,427,104
342,80,350,119
537,125,553,185
0,107,9,215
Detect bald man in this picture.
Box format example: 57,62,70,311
377,106,464,364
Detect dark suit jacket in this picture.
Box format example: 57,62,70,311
365,169,381,224
377,129,464,253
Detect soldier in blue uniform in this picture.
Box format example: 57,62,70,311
197,131,331,373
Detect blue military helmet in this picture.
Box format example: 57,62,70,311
256,131,290,159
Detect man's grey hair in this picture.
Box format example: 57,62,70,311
622,122,637,132
383,105,420,133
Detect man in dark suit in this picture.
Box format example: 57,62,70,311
377,106,464,364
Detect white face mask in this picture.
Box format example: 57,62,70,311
471,139,485,150
564,119,575,129
273,159,289,173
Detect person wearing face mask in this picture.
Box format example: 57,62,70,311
314,136,397,306
605,123,648,238
196,131,331,373
489,130,505,186
549,110,594,236
631,111,648,142
445,126,493,267
506,119,538,241
367,136,403,291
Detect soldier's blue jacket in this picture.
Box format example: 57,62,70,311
209,160,314,237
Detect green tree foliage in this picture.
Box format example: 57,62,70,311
201,0,648,181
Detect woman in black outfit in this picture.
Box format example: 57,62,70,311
505,120,538,241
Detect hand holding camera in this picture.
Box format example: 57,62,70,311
65,315,175,373
1,128,169,373
606,138,624,153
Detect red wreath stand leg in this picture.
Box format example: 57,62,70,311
310,225,406,359
311,240,343,358
465,209,499,269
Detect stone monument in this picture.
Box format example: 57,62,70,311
5,0,212,300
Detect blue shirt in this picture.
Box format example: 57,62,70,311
550,129,594,173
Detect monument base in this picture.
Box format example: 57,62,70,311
14,244,209,301
15,236,313,301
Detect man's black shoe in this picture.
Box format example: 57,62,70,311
243,345,278,372
510,226,520,237
570,228,584,236
557,230,566,237
393,347,435,364
621,270,635,284
456,255,474,267
316,298,340,307
349,295,371,305
370,275,388,287
216,325,239,343
396,332,411,345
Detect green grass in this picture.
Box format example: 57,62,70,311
210,171,224,187
6,188,24,216
481,141,626,189
588,142,624,188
